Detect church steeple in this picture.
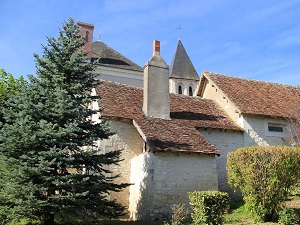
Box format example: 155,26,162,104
169,39,199,96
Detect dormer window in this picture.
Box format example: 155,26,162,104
178,85,182,95
189,86,193,96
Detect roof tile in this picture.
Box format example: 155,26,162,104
96,81,242,155
202,71,300,118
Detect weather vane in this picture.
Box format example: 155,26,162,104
177,23,183,39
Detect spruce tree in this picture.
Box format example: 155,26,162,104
0,18,128,225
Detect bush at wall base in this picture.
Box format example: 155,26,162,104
188,190,229,225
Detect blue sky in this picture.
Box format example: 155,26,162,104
1,0,300,85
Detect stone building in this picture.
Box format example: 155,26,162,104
77,22,300,220
93,41,242,220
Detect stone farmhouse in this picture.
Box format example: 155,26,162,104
77,22,300,221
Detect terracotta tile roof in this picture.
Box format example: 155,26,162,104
201,71,300,118
96,81,242,155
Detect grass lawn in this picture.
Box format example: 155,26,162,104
12,197,300,225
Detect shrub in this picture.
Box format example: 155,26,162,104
278,207,299,225
227,146,300,222
188,190,229,225
170,203,190,225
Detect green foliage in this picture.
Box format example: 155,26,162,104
170,203,190,225
227,146,300,222
0,18,129,225
0,69,25,103
188,190,229,225
0,69,26,124
278,208,299,225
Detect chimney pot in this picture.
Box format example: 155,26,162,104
153,40,160,55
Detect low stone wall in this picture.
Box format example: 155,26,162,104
129,152,218,221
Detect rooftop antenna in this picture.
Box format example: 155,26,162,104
177,23,183,40
98,33,101,42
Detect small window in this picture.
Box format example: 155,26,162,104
268,123,284,132
189,86,193,96
178,85,182,95
85,31,89,43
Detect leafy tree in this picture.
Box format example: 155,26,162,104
227,146,300,222
0,69,26,123
0,18,128,225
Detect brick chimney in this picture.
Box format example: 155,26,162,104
77,22,94,59
143,40,170,119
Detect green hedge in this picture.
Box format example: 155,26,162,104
227,146,300,222
188,191,229,225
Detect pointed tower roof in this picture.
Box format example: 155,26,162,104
169,39,199,80
92,41,143,72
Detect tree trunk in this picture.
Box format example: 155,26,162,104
43,213,55,225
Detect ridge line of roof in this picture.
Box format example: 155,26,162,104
92,41,143,71
203,71,299,88
99,79,144,90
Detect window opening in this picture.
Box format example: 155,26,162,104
268,123,284,132
189,86,193,96
178,85,182,95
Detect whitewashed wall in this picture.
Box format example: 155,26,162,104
98,120,144,210
199,129,244,197
169,78,199,96
242,115,291,147
129,152,218,221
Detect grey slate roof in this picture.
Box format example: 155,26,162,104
169,39,199,80
92,41,143,72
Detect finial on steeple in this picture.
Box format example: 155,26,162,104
177,23,183,40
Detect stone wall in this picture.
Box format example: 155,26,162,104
129,151,218,221
169,78,199,96
98,120,218,221
199,129,244,197
243,115,291,146
98,119,144,212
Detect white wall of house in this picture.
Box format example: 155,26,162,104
93,118,217,221
94,65,143,87
199,129,244,197
242,115,291,147
201,78,241,124
129,151,218,221
97,120,144,210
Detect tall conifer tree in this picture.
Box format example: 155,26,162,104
0,18,128,225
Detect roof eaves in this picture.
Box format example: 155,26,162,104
96,63,143,72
